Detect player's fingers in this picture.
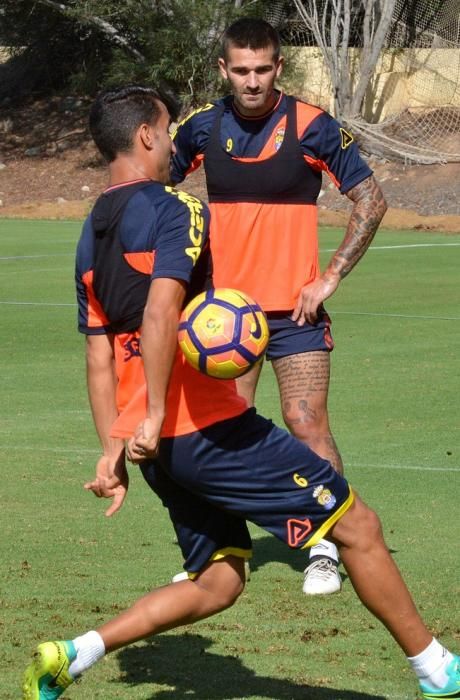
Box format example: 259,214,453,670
84,480,102,497
298,294,319,325
105,500,120,517
127,437,142,458
303,310,315,325
127,449,144,463
306,301,320,324
132,440,148,453
126,442,146,464
105,491,126,517
102,474,122,490
290,296,304,323
132,436,158,458
295,299,309,326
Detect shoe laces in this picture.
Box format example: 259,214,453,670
304,558,338,580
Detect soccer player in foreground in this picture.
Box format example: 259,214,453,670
22,85,459,699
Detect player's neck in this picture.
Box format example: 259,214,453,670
232,90,282,119
107,158,155,188
104,178,151,193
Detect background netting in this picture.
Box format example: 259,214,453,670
268,0,460,163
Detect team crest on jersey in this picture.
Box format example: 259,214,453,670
313,485,336,510
340,127,354,149
274,127,285,151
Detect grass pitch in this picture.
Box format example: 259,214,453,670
0,220,459,699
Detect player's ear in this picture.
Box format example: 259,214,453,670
218,57,229,81
139,123,154,150
275,55,284,79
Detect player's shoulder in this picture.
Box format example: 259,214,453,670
122,180,172,215
292,95,328,128
158,185,210,219
155,187,210,253
76,214,94,272
172,100,222,138
119,181,200,230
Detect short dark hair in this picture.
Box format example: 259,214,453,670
221,17,281,62
89,85,180,163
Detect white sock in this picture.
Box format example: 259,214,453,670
69,630,106,679
408,637,453,689
309,539,339,564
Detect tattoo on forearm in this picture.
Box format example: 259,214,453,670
331,175,387,279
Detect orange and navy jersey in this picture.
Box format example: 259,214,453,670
76,180,210,335
171,92,372,311
110,347,247,440
75,179,247,437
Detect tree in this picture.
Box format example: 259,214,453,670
36,0,146,62
0,0,263,108
289,0,458,164
291,0,397,121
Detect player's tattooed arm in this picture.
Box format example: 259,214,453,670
328,174,387,279
291,174,386,325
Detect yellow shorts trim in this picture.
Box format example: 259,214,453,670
188,547,252,580
301,487,355,549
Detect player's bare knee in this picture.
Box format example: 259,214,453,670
282,404,329,441
214,576,245,610
332,497,383,551
358,505,383,550
195,557,245,611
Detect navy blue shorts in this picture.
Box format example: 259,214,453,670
265,307,334,361
141,409,353,576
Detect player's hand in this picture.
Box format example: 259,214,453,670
84,454,129,517
291,272,340,325
127,417,161,463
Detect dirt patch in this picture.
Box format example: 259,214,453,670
2,161,459,233
0,97,459,231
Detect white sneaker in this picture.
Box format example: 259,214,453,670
244,560,251,582
172,571,189,583
302,558,342,595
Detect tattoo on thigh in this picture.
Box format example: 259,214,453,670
274,352,330,399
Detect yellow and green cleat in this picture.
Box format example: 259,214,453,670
22,640,76,699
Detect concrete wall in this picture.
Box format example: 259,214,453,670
280,47,460,121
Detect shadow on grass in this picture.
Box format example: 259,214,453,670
250,533,312,574
248,535,396,583
117,632,386,699
172,534,397,587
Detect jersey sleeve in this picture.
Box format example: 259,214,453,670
75,218,110,335
300,112,373,194
152,188,210,284
170,103,217,184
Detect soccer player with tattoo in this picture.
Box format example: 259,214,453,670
171,17,388,595
22,84,459,700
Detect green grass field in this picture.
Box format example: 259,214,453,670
1,219,459,700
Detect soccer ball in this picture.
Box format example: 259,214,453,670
178,288,269,379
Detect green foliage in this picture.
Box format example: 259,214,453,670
0,0,265,109
0,0,113,98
